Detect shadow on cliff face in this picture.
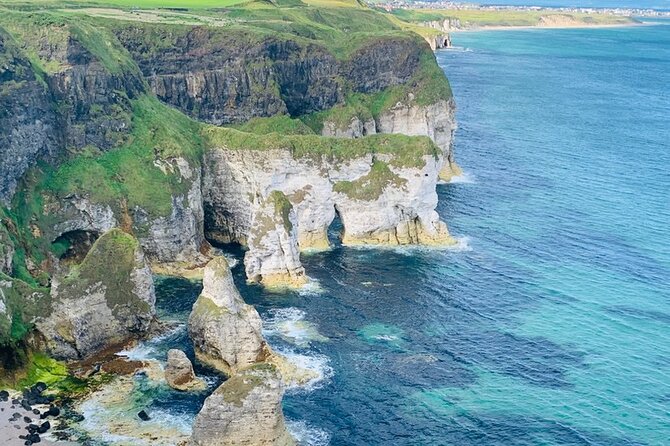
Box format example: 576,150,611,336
52,229,100,266
327,208,344,248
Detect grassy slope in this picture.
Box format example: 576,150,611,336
0,0,448,347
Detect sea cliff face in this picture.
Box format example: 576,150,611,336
203,135,454,285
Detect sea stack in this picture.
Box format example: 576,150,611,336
188,257,266,375
189,363,295,446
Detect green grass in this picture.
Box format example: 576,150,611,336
269,190,293,232
204,125,439,168
43,95,203,218
231,115,315,135
333,160,406,201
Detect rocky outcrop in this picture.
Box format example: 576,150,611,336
322,116,377,138
377,98,460,181
40,156,206,269
423,18,463,32
189,257,266,375
36,229,156,360
0,223,14,275
165,349,206,391
428,34,452,50
204,137,455,285
133,157,207,264
0,29,60,202
189,363,295,446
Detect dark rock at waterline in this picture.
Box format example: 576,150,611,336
20,400,32,411
24,416,32,423
28,432,41,443
38,421,50,434
40,405,60,419
27,423,39,433
33,408,40,415
0,389,9,400
137,410,150,421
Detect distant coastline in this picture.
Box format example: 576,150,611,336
374,1,669,37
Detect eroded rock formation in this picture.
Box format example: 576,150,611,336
36,229,156,360
204,141,455,285
189,257,266,375
165,349,206,391
189,363,295,446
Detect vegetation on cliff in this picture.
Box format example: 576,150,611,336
0,0,455,361
204,125,439,168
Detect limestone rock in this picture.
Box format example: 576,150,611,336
377,98,459,181
188,257,266,375
189,363,295,446
0,223,14,275
36,229,156,360
203,146,455,285
165,349,206,391
244,191,307,287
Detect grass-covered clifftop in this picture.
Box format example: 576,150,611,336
0,0,454,356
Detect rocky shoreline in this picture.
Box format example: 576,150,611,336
1,1,463,444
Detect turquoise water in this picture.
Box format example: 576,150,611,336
117,23,670,446
240,24,670,445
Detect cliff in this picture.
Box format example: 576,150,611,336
0,0,459,355
203,128,455,285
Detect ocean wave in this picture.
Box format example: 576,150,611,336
276,347,334,392
447,170,476,184
298,277,324,296
448,236,473,252
287,420,331,446
115,323,186,362
264,307,329,347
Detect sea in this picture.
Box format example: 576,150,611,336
75,20,670,446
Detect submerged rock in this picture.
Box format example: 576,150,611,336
188,257,266,375
165,349,206,391
189,363,295,446
37,229,156,360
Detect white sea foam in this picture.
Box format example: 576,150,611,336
115,323,186,362
208,248,239,268
276,347,333,392
446,170,476,184
297,277,324,296
448,236,473,252
264,308,328,347
286,420,331,446
115,344,157,362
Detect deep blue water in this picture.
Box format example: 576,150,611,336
130,22,670,446
243,23,668,445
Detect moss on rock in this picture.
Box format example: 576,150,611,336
333,160,407,201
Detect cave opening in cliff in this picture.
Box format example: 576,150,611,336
328,207,344,247
52,229,100,265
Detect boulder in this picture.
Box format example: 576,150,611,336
189,363,295,446
165,349,206,391
36,229,156,360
